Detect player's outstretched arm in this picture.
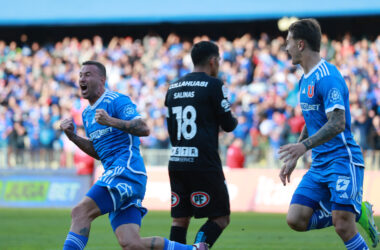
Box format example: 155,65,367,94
301,109,345,150
60,119,100,160
95,109,150,137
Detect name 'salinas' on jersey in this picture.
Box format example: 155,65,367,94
165,72,232,171
82,90,146,174
299,59,364,167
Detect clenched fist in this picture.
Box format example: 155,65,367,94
60,118,75,139
95,109,112,126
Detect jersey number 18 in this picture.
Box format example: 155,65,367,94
172,105,197,140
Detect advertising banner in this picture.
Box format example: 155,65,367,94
143,168,380,215
0,171,91,208
1,167,379,215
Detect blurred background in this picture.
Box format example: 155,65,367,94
0,0,379,213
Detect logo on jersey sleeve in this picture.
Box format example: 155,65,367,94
171,192,180,207
191,191,210,207
123,104,136,117
221,99,231,112
328,88,342,103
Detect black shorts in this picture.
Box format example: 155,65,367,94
169,170,230,219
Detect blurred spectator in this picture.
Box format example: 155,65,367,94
0,32,379,169
226,138,245,169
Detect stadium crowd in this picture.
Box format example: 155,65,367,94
0,32,380,168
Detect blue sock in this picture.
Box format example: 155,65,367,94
307,209,333,230
63,232,88,250
345,233,368,250
164,238,193,250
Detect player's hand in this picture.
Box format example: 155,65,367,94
279,158,297,185
278,143,307,164
95,109,112,126
60,118,75,139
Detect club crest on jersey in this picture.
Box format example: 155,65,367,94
123,104,135,117
307,84,315,98
171,192,180,207
191,191,210,207
328,88,342,103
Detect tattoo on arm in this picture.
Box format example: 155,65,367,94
150,237,156,250
301,109,345,150
70,134,100,160
79,227,90,237
297,125,309,143
113,118,150,137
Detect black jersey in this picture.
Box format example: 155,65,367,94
165,72,234,171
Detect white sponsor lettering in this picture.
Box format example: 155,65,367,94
89,127,113,140
48,182,80,202
170,146,198,157
300,103,320,111
173,91,195,99
169,81,209,89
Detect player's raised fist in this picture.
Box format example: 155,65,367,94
95,109,111,126
60,119,75,137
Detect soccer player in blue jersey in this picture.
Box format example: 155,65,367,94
60,61,208,250
279,19,379,249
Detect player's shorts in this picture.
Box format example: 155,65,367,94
169,170,230,218
292,158,364,215
86,158,148,231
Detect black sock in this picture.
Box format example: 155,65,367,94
194,220,223,248
170,226,188,244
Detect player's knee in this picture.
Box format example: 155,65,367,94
71,203,96,222
286,214,308,232
333,217,353,237
211,215,230,229
172,217,191,228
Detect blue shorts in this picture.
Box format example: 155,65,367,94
86,160,148,231
292,158,364,215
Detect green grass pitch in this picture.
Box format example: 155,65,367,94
0,208,378,249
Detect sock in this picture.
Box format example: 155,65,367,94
344,233,369,250
170,226,188,244
194,220,223,248
63,232,88,250
163,238,193,250
307,209,333,230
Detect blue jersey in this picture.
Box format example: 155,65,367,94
299,59,364,167
82,90,146,175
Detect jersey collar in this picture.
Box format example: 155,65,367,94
304,59,324,79
89,90,108,110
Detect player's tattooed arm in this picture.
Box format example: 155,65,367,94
301,109,345,150
297,125,309,143
69,134,100,160
95,109,150,136
113,118,150,137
